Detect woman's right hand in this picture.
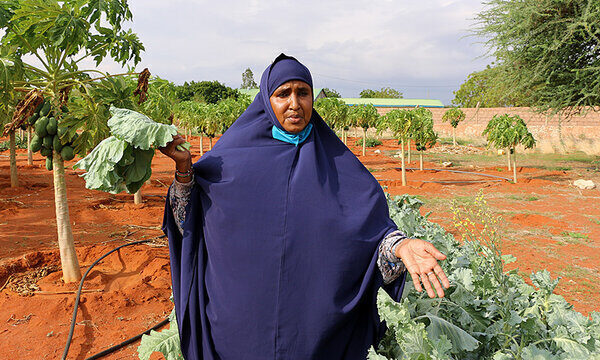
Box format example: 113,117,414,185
159,135,192,181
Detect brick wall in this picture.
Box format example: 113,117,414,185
372,107,600,155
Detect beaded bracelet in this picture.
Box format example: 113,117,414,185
175,168,193,178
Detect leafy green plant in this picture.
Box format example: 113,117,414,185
560,231,590,243
378,109,413,186
371,193,600,359
411,107,438,171
442,108,465,146
349,104,379,156
0,132,26,151
355,137,382,148
314,97,349,143
482,114,535,183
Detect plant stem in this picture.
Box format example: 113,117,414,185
53,152,81,283
401,138,406,186
134,189,142,204
407,139,412,163
9,132,18,188
27,128,33,165
362,127,367,156
512,150,517,183
507,148,511,170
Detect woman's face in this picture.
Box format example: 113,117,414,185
269,80,313,133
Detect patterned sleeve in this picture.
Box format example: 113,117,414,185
377,230,408,285
169,178,194,235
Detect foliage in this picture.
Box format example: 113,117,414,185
411,108,437,152
138,307,183,360
349,104,379,130
140,193,600,360
241,68,257,89
360,87,403,99
482,114,536,151
175,80,239,103
355,137,382,147
473,0,600,115
322,87,341,98
378,109,412,141
74,106,188,194
0,132,26,151
314,97,349,130
370,193,600,359
442,108,465,129
452,65,531,108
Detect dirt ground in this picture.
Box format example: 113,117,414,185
1,136,598,359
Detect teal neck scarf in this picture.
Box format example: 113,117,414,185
272,123,313,146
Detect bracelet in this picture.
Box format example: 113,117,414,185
175,168,193,178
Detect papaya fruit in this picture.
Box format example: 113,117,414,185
42,135,53,149
40,101,51,116
46,156,53,171
57,125,68,139
28,112,39,125
30,135,42,152
40,147,52,157
35,117,49,137
61,145,75,161
46,117,57,135
52,135,63,151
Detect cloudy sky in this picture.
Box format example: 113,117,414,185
100,0,492,104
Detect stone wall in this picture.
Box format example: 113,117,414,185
373,107,600,155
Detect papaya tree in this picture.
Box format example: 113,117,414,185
314,97,349,142
483,114,535,183
378,109,412,186
349,104,379,156
411,107,438,171
0,0,144,282
442,107,465,146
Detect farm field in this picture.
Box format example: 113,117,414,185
0,136,599,359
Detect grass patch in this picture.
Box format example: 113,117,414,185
438,137,476,146
590,218,600,225
558,231,591,244
506,194,541,201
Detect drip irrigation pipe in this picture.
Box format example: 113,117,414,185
61,239,168,360
396,167,513,182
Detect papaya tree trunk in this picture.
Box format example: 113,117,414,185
134,189,142,204
419,152,423,171
362,127,366,156
209,137,213,151
9,131,18,188
407,139,411,163
512,149,517,183
400,138,406,186
199,135,204,156
452,127,456,146
53,153,81,283
507,148,511,171
27,128,33,166
343,129,347,145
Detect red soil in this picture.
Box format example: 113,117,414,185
0,136,598,359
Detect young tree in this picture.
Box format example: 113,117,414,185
241,68,257,89
483,114,536,183
349,104,379,156
411,108,438,171
474,0,600,115
0,0,144,283
314,97,348,141
442,107,466,146
0,48,23,188
176,80,239,103
378,109,412,186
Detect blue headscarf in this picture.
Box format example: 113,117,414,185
163,54,406,359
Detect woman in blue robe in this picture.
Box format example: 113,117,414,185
160,54,449,359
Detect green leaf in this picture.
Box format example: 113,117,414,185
137,323,183,360
108,105,178,150
422,313,480,353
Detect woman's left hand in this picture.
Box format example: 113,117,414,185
395,239,450,298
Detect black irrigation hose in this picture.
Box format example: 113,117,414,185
397,167,513,182
84,317,170,360
62,239,155,360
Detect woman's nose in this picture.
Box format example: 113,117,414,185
289,93,300,109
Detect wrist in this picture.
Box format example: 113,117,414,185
175,160,192,173
393,238,411,259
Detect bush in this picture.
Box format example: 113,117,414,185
355,137,382,147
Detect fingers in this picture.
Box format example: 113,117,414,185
434,265,451,289
425,242,446,261
408,269,423,293
420,273,436,298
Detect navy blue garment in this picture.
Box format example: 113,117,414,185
163,54,407,359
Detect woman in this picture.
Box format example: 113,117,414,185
160,54,449,359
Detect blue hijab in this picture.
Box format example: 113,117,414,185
163,54,406,359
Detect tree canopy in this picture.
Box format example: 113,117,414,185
452,65,531,108
322,87,341,98
359,87,403,99
473,0,600,115
176,80,239,103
